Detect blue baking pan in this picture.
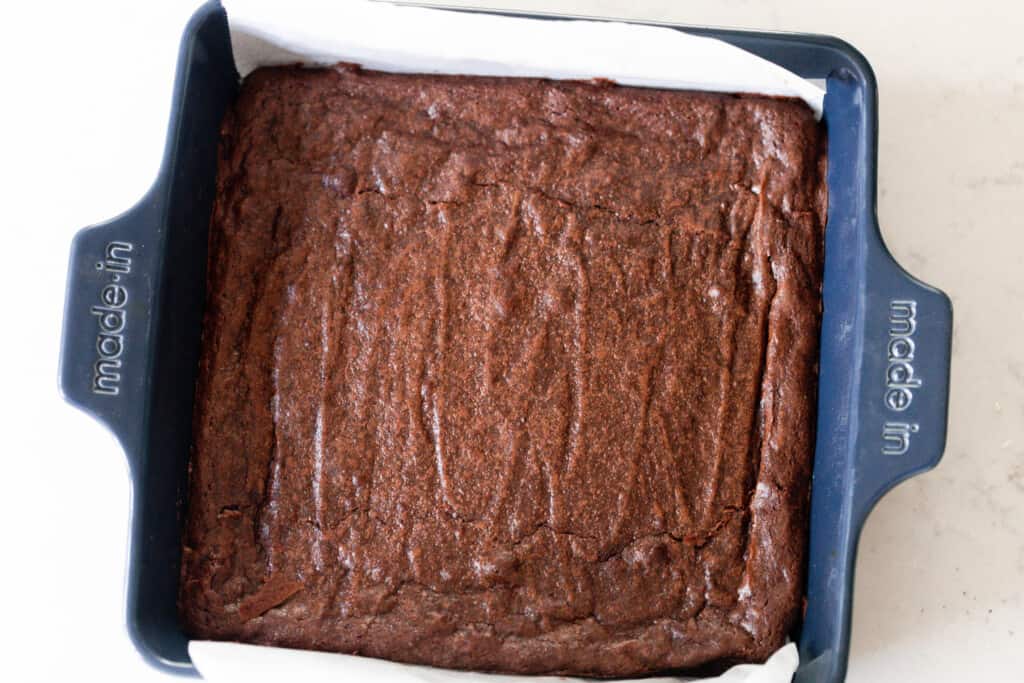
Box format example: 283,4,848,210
58,2,952,681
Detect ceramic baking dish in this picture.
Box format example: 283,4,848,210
58,3,952,681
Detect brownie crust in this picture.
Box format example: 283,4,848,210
180,65,827,676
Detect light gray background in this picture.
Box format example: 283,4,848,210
3,1,1020,680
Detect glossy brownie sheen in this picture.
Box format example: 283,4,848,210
180,64,827,676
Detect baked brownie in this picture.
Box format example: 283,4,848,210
181,64,827,676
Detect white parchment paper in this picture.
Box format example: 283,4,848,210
193,2,820,681
190,640,799,683
225,0,823,115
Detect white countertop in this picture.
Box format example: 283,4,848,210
3,0,1021,681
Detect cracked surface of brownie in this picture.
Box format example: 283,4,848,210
180,64,827,676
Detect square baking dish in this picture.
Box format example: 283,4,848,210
58,3,952,681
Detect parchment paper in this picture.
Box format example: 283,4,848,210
225,0,823,116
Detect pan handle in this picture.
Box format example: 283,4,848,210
58,191,163,465
852,231,953,516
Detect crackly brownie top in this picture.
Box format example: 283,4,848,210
181,64,827,676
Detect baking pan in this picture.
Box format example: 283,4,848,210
58,2,953,681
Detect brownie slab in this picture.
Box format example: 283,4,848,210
180,64,827,676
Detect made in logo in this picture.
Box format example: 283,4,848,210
91,241,132,396
882,300,920,456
